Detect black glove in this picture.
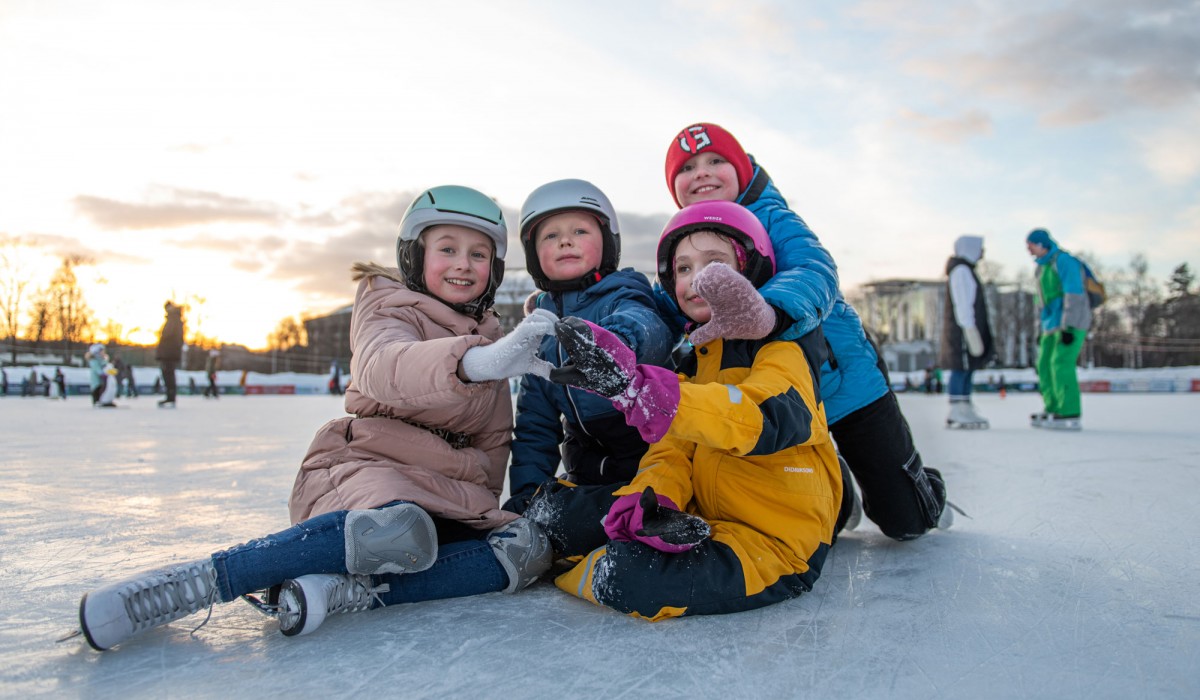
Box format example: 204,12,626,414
634,486,711,546
548,317,632,397
1061,330,1075,345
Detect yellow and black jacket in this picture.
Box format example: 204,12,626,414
555,331,842,620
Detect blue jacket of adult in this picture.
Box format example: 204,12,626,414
1031,231,1092,333
655,159,889,424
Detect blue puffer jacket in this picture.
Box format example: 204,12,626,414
655,160,888,424
509,269,672,500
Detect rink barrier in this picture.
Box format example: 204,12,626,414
243,385,297,395
1078,379,1199,393
893,379,1200,394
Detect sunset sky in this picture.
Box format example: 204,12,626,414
2,0,1198,349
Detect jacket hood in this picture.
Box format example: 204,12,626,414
352,260,405,284
954,235,984,264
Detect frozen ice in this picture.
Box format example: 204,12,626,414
0,387,1197,698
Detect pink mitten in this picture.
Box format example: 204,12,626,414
688,262,776,346
604,487,710,553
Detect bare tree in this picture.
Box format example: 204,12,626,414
46,255,96,364
1118,254,1160,368
0,237,34,364
268,316,307,373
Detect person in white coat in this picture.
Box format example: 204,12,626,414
939,236,995,429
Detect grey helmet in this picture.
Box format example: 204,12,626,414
518,179,621,292
396,185,508,319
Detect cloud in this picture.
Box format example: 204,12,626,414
1137,119,1200,185
864,0,1200,125
2,232,148,266
73,186,283,230
894,108,993,143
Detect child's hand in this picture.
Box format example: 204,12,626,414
688,262,777,346
604,486,709,553
460,309,557,382
551,316,681,442
549,317,635,397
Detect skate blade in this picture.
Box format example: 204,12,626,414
56,629,82,643
946,421,988,430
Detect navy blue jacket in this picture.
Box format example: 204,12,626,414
509,269,672,499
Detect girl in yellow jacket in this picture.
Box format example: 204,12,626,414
545,200,847,620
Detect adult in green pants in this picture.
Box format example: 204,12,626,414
1026,228,1092,430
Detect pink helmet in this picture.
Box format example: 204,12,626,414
657,201,775,301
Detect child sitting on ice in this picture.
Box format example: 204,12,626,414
504,179,671,525
77,185,557,651
662,121,953,539
545,200,847,620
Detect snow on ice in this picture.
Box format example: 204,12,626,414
0,378,1197,699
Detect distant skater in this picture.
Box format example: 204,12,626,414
941,235,994,429
156,302,184,408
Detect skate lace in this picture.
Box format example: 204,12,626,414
121,562,218,632
328,575,390,615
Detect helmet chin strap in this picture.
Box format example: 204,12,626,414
540,269,603,293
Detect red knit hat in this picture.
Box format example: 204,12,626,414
664,122,754,207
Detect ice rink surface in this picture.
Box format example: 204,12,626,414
1,391,1197,699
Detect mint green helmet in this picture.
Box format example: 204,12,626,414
397,185,508,319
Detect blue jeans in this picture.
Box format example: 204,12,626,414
948,369,974,400
210,505,507,607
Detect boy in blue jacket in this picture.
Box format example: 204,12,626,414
662,122,954,539
504,179,672,521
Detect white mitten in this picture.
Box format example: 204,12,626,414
964,326,984,357
688,262,777,346
460,309,558,381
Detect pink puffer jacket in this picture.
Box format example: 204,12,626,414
288,263,518,530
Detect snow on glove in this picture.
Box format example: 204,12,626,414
460,309,557,382
604,486,710,553
964,326,985,357
549,317,681,442
687,262,777,346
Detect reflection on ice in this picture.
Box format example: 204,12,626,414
0,392,1197,698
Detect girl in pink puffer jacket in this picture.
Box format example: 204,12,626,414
77,186,558,652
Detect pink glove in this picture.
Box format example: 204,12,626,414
550,318,680,443
604,487,711,553
688,262,777,346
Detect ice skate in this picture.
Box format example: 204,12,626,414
837,456,862,532
78,558,217,651
946,402,989,429
488,517,553,593
844,481,863,532
157,399,176,409
276,574,387,637
1043,414,1082,431
344,502,437,575
1030,412,1049,428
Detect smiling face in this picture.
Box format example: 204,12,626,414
671,230,740,323
420,224,494,306
673,153,740,206
533,210,604,281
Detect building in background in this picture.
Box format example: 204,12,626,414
850,278,1037,372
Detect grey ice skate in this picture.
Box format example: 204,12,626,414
1030,412,1049,428
946,402,989,429
1043,415,1082,431
488,517,553,593
276,573,387,637
344,502,437,575
78,558,217,651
